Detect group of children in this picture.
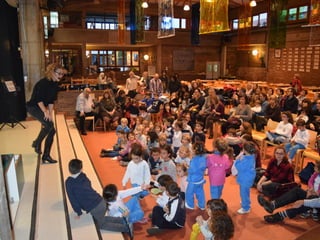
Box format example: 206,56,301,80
66,118,268,240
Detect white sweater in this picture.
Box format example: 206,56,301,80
292,128,310,148
122,160,151,187
274,121,293,139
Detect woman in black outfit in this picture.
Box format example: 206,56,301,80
26,63,64,164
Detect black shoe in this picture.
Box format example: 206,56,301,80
32,141,42,154
81,131,87,135
147,227,164,235
42,155,57,164
257,195,274,213
264,213,283,223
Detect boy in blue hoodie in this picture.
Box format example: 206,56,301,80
232,141,256,214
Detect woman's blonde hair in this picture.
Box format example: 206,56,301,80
45,63,64,79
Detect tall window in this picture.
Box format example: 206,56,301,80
50,11,59,28
232,19,238,30
259,13,267,27
288,8,298,21
43,16,48,39
298,6,308,20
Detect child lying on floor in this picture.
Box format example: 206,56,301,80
103,183,147,224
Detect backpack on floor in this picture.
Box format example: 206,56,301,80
299,162,315,184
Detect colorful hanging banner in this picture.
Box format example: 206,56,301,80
269,0,288,49
135,0,145,42
310,0,320,24
237,3,252,49
199,0,229,34
158,0,175,38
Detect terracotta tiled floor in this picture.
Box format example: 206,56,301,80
82,131,319,240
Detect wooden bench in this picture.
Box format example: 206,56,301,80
294,129,319,173
56,114,123,239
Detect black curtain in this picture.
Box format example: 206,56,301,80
191,3,200,45
0,1,26,123
130,0,136,44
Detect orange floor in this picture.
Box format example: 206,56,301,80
82,131,318,240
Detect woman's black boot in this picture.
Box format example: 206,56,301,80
32,141,42,154
42,155,57,164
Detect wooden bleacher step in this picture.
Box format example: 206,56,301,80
32,114,69,240
56,114,123,239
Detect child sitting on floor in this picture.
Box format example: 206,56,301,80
147,181,186,235
174,145,192,166
176,163,188,199
190,199,234,240
157,144,177,182
148,147,162,175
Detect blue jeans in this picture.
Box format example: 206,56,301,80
210,185,224,199
26,104,56,156
266,132,289,143
186,181,206,209
284,142,305,160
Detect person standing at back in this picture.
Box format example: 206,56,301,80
126,71,140,99
149,73,163,97
291,73,302,95
75,87,97,135
26,63,64,164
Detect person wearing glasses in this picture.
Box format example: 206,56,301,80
26,63,65,164
256,146,295,198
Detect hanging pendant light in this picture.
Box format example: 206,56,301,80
249,0,257,7
142,1,148,8
183,1,190,11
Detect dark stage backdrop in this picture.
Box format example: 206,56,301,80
0,1,26,123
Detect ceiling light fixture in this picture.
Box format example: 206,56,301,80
143,54,150,61
252,49,259,56
249,0,257,7
142,1,148,8
183,2,190,11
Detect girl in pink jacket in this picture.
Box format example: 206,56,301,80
206,138,233,199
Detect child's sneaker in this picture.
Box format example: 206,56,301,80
300,210,311,219
312,212,319,221
237,208,250,214
137,217,149,224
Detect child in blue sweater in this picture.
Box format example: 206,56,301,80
186,141,207,210
232,141,256,214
